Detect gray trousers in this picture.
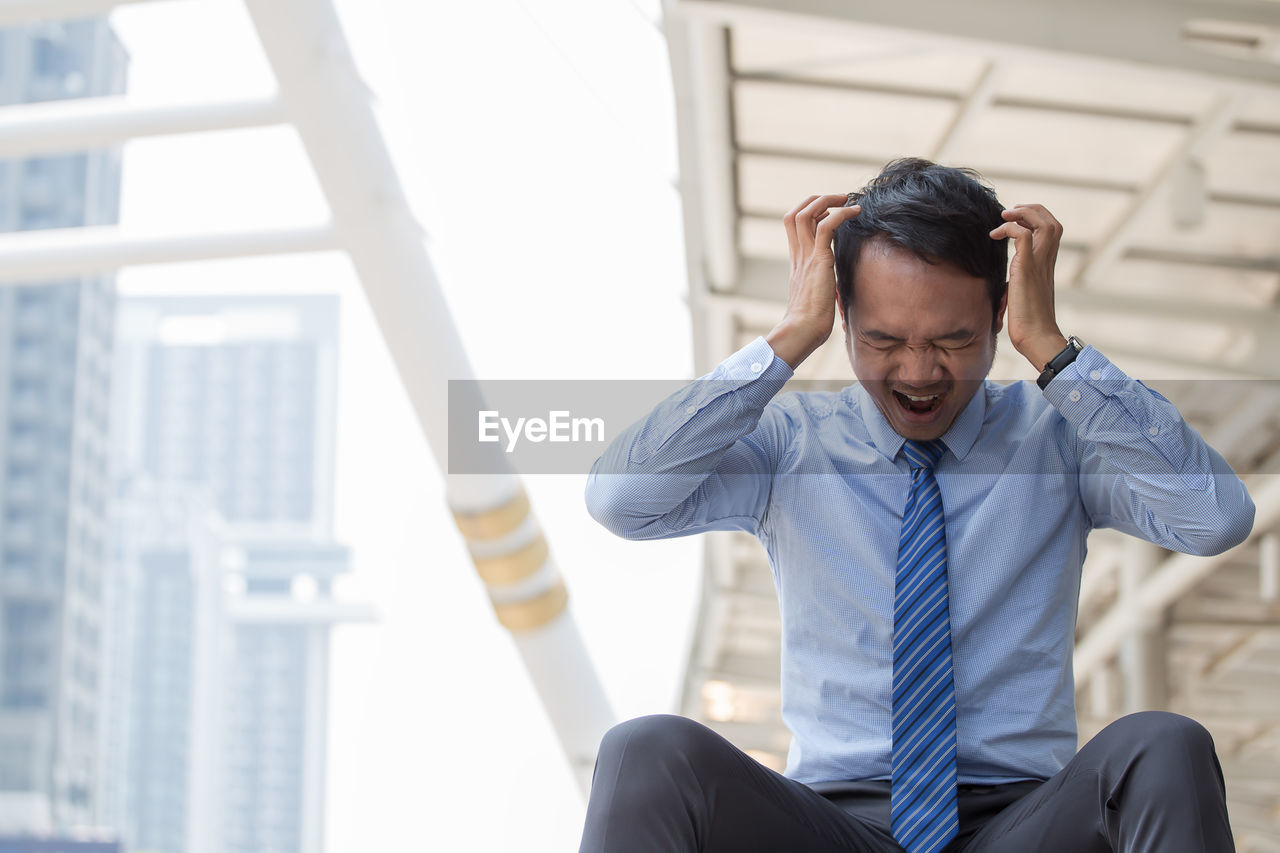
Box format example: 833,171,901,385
578,711,1234,852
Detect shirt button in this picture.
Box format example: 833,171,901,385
685,405,698,415
1089,369,1102,381
1068,390,1082,402
1148,426,1159,436
750,361,763,373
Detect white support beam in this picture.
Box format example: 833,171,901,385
1079,545,1122,615
1072,95,1240,288
664,6,738,372
242,0,615,794
0,224,338,283
1118,539,1168,712
0,96,286,159
1088,663,1116,718
1203,387,1280,462
0,0,157,26
688,22,737,292
1262,533,1279,603
930,60,1001,165
735,257,1280,337
700,278,739,361
672,0,1280,87
1075,471,1280,685
708,288,1273,380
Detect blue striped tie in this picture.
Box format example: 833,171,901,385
891,439,958,853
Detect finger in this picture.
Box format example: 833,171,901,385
814,204,862,252
797,193,854,252
999,204,1063,237
989,220,1032,250
784,195,820,261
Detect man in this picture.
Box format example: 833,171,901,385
579,159,1255,852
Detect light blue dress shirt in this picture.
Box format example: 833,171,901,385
585,336,1255,785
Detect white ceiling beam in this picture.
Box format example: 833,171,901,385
672,0,1280,87
0,95,285,159
0,224,338,283
706,288,1275,380
733,258,1280,334
1202,388,1280,460
737,145,1147,195
1199,630,1261,679
733,71,1280,138
1071,95,1240,288
930,60,1001,164
1056,286,1280,339
0,0,157,26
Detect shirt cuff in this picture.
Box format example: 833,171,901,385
681,334,793,409
630,336,793,463
1041,345,1109,415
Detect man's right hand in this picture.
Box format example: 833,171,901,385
766,194,863,370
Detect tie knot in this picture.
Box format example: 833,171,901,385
903,439,945,471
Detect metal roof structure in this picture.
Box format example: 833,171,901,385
663,1,1280,849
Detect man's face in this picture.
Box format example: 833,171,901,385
838,238,1005,441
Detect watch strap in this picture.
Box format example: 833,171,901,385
1036,336,1084,390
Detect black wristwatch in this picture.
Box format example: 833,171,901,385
1036,335,1085,390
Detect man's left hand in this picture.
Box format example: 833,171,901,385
989,203,1069,370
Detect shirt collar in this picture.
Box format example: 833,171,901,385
848,381,987,464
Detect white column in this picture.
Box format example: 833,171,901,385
241,0,615,792
1118,539,1167,713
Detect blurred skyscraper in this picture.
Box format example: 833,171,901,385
110,295,372,853
114,295,340,536
100,483,225,853
0,18,126,835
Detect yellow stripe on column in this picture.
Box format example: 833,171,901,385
492,578,569,633
471,534,549,586
451,489,530,541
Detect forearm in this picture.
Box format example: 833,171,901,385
1047,347,1255,555
585,337,793,539
766,318,830,371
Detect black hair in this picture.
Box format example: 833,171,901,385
834,157,1008,326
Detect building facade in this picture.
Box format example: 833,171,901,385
111,295,369,853
0,18,126,833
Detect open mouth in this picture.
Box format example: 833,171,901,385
893,390,945,415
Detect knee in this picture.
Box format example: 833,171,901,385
1108,711,1215,756
596,714,722,772
1096,712,1221,792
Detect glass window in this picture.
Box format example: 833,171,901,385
32,36,64,77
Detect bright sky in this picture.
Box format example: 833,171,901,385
111,0,703,850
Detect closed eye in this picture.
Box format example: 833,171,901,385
859,329,977,349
